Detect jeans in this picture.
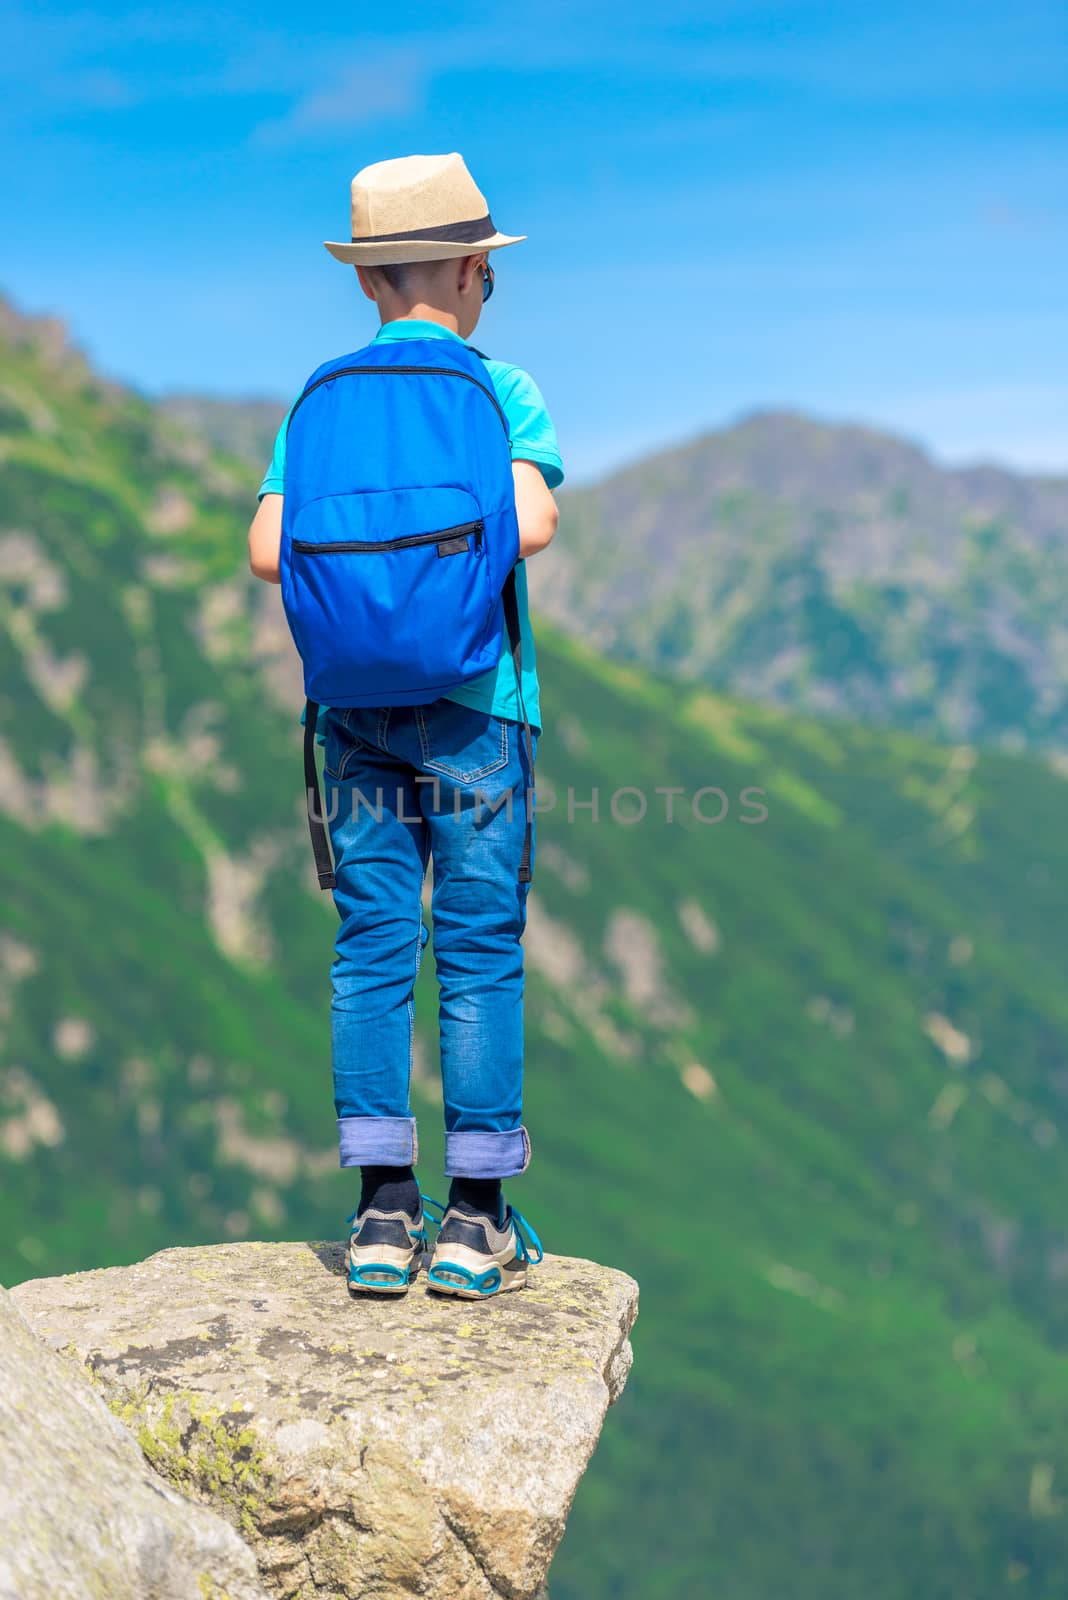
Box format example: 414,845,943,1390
322,698,537,1179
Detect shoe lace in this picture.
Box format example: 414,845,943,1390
508,1206,544,1264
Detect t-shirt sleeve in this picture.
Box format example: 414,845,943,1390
490,364,565,490
257,403,295,499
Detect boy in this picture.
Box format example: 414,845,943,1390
247,153,563,1300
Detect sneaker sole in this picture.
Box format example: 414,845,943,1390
426,1260,528,1300
347,1277,415,1297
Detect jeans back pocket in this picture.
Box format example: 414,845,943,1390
415,701,510,784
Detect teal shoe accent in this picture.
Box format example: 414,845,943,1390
348,1259,414,1289
427,1259,503,1295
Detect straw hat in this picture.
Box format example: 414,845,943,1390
323,153,526,266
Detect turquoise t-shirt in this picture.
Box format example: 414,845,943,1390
258,318,564,734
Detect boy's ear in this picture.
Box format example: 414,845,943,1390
354,265,379,303
457,254,480,295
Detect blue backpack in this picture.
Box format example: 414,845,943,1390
280,336,532,891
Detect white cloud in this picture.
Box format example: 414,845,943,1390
251,58,427,147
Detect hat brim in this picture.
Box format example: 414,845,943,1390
323,231,525,266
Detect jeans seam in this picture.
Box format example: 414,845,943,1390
415,706,431,765
338,733,364,782
325,708,364,782
407,824,432,1123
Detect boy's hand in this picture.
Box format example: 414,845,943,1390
512,460,558,559
249,493,282,583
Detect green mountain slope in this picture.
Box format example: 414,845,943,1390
4,297,1068,1597
158,392,286,481
531,410,1068,751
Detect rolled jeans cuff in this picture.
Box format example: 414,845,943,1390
444,1125,531,1179
337,1115,418,1168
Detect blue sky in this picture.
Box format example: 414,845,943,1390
2,0,1066,481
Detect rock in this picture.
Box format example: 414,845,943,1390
0,1283,268,1600
12,1242,639,1600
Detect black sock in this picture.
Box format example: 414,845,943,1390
449,1176,502,1221
359,1164,419,1217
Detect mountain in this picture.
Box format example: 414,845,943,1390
529,411,1068,750
157,394,286,478
5,293,1068,1598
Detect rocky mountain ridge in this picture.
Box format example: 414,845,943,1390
528,408,1068,747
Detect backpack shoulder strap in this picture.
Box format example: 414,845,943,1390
303,700,337,895
502,570,534,885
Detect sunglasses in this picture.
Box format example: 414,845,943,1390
480,259,495,303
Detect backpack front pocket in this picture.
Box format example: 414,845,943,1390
285,488,500,704
292,519,484,558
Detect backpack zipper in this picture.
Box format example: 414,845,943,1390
287,364,510,440
292,519,484,555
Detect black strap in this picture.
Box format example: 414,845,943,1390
503,571,535,884
303,699,337,892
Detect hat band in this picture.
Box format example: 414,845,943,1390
351,213,495,245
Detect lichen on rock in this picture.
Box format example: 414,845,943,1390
0,1283,268,1600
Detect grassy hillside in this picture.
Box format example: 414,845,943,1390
5,297,1068,1597
531,410,1068,752
158,392,286,483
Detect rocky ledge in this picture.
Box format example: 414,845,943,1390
10,1241,639,1600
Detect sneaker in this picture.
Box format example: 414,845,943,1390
426,1201,543,1300
345,1193,444,1296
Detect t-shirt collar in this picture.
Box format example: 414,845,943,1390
374,318,465,344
